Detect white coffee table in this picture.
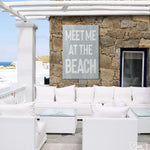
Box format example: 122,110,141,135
131,108,150,133
39,108,77,134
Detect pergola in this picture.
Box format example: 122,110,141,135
0,0,150,101
0,1,150,22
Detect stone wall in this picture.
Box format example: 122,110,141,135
49,16,150,87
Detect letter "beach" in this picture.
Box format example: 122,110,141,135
65,59,96,74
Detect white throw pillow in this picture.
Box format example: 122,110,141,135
36,86,56,103
0,102,35,116
114,87,132,105
94,86,114,104
132,87,150,104
94,106,129,118
76,87,94,104
56,85,75,103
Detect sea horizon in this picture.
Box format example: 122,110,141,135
0,62,12,67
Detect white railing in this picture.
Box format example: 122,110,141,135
0,85,26,104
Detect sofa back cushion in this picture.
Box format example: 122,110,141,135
114,87,132,105
36,86,55,103
94,106,129,118
76,87,94,104
0,102,35,116
94,86,114,104
56,85,75,103
132,87,150,104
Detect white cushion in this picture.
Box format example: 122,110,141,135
0,102,35,116
92,103,103,113
75,103,92,116
113,98,127,107
103,103,113,106
94,86,114,104
76,87,94,104
55,85,75,103
36,86,55,103
114,87,132,105
94,106,129,118
132,87,150,104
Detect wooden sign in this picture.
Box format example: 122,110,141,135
63,25,99,79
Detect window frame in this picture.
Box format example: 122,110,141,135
120,48,147,87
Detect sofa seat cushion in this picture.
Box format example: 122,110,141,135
35,102,76,108
103,103,113,106
36,121,46,148
76,87,94,104
94,86,114,104
55,85,75,103
94,106,129,118
75,103,92,116
0,102,35,116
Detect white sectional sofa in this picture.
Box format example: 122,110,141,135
34,85,150,118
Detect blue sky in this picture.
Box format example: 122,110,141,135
0,0,49,62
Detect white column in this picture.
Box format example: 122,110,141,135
16,22,38,102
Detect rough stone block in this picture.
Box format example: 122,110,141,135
100,68,114,84
102,18,113,28
100,28,107,36
143,31,150,39
87,79,100,86
139,38,150,48
133,16,150,23
101,46,116,56
121,18,136,28
100,36,115,47
50,52,62,64
112,57,120,69
52,37,62,51
79,80,88,87
129,30,143,39
100,54,112,69
137,22,148,31
116,39,139,48
50,17,62,34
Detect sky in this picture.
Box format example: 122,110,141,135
0,0,49,62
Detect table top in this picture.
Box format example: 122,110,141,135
40,108,76,117
132,108,150,117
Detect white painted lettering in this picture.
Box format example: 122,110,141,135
72,59,77,73
65,59,71,73
90,59,96,73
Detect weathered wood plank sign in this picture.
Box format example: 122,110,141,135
63,25,99,79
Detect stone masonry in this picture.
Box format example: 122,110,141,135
50,16,150,87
